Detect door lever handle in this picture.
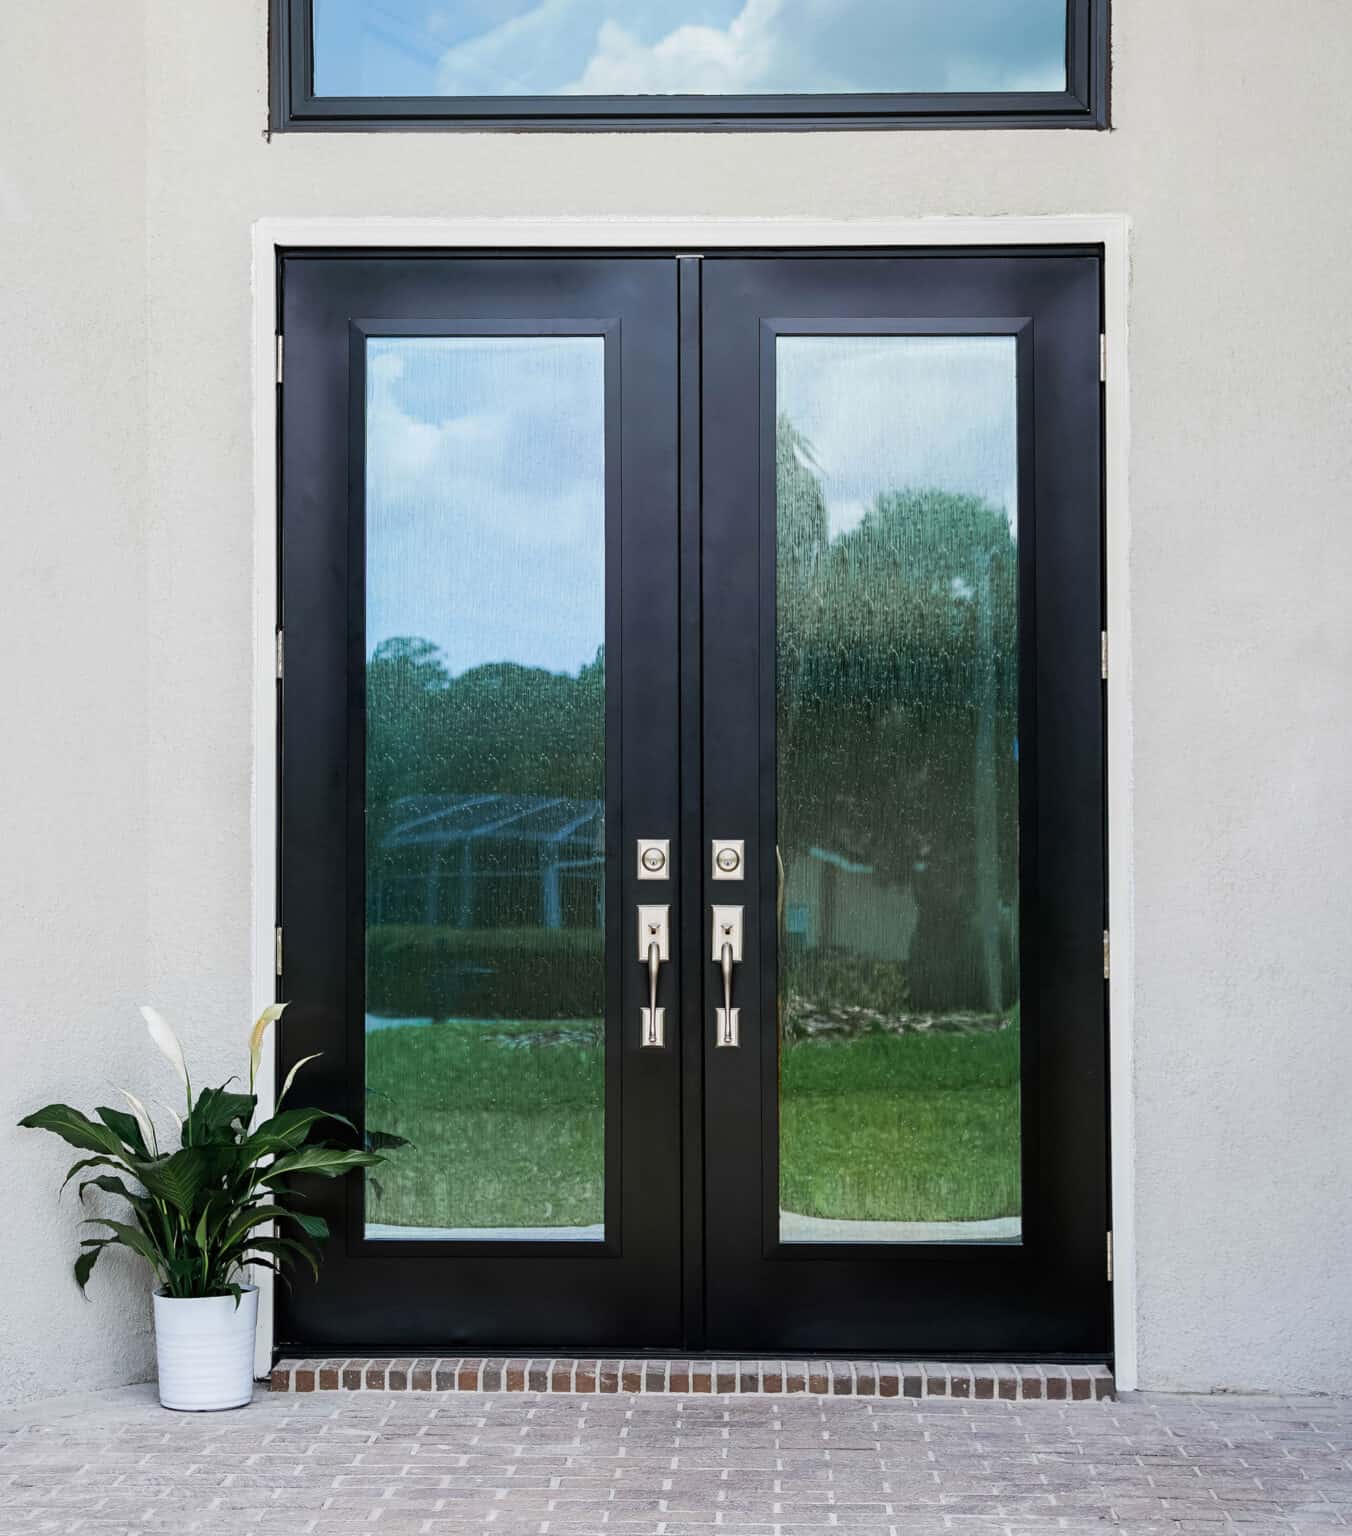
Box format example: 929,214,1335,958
718,940,739,1048
638,904,669,1048
646,940,663,1048
712,904,743,1049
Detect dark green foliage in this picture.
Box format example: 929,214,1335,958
776,417,1019,1014
365,640,604,849
19,1080,382,1301
19,1105,126,1158
785,947,910,1018
367,925,603,1019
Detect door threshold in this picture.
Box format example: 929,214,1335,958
269,1357,1114,1400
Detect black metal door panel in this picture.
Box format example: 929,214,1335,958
698,254,1107,1357
279,256,682,1350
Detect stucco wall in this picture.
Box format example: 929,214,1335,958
2,0,1350,1401
0,2,154,1402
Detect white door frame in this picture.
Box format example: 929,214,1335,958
250,215,1134,1386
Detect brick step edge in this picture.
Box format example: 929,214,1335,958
270,1359,1114,1400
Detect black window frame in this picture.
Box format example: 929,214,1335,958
270,0,1109,132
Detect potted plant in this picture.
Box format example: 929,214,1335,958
19,1003,380,1411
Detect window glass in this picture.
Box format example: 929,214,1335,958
363,335,608,1243
775,334,1022,1244
313,0,1068,99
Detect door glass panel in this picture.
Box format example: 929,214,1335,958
363,335,607,1242
313,0,1068,99
775,334,1021,1244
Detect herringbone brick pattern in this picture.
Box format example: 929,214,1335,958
3,1387,1350,1534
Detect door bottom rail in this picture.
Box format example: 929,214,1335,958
269,1357,1114,1400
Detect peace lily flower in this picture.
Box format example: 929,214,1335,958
248,1003,288,1094
140,1005,190,1106
17,1004,387,1301
117,1088,158,1156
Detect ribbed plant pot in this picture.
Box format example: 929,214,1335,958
153,1285,258,1411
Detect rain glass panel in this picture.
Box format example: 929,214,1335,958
363,335,606,1242
313,0,1068,99
776,335,1022,1244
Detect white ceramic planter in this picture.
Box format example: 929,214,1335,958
153,1285,258,1411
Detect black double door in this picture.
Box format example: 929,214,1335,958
278,251,1108,1359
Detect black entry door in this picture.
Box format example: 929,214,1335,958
698,255,1107,1357
277,250,1107,1358
278,256,683,1350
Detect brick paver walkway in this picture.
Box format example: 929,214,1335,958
2,1386,1350,1534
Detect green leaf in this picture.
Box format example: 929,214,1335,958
78,1174,143,1207
83,1218,166,1274
74,1241,110,1295
19,1104,125,1157
217,1205,330,1258
185,1087,256,1143
60,1155,130,1193
242,1107,355,1163
243,1235,319,1282
162,1255,200,1296
215,1204,298,1251
134,1145,236,1214
365,1129,413,1152
94,1106,149,1157
286,1210,329,1239
262,1146,382,1184
242,1254,290,1291
192,1189,242,1253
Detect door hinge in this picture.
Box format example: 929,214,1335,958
275,629,284,681
274,926,284,978
1103,930,1111,979
275,334,284,386
1106,1230,1114,1282
1099,333,1107,384
1101,629,1108,680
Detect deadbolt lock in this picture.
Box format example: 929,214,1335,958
711,838,744,880
636,838,670,881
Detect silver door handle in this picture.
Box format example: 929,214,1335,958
638,904,669,1048
712,904,743,1049
718,940,739,1048
646,941,663,1048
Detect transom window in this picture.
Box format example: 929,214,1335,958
271,0,1108,130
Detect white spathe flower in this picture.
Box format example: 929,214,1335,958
278,1052,322,1108
248,1003,289,1090
140,1005,189,1094
117,1088,158,1154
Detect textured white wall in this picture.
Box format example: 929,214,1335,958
2,0,1350,1401
0,3,154,1402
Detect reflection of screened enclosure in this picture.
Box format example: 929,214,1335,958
370,794,604,931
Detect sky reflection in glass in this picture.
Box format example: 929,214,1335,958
314,0,1067,98
365,336,604,673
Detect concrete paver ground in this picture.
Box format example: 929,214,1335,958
2,1384,1350,1535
